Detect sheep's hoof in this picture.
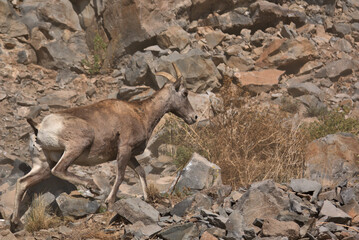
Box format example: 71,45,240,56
10,218,23,233
87,183,101,195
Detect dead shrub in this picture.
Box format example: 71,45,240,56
25,194,60,232
146,183,162,203
160,80,307,188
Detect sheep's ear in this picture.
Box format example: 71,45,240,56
174,78,181,92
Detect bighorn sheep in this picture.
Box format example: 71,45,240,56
10,65,197,230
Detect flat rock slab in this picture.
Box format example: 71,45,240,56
56,193,99,217
262,218,300,240
290,178,322,202
175,153,222,192
319,200,352,224
114,197,159,225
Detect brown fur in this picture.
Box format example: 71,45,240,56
10,80,197,232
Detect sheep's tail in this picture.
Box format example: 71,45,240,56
26,118,38,136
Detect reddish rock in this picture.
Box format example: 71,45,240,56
305,133,359,188
235,69,284,95
256,38,316,71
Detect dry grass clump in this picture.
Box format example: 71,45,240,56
160,78,307,188
25,194,60,232
146,183,162,203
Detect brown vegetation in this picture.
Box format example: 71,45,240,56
24,194,60,232
161,79,308,188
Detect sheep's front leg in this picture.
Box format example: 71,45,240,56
105,145,131,208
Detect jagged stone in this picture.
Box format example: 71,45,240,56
157,26,190,50
170,196,194,217
319,200,352,224
125,221,162,238
288,82,323,98
305,133,359,188
234,180,290,228
290,179,322,202
332,23,352,37
37,90,78,108
158,223,199,240
56,193,99,217
38,0,82,31
114,197,159,225
262,218,300,240
256,38,316,71
154,49,222,92
205,30,226,48
249,1,306,30
174,153,222,192
315,59,358,80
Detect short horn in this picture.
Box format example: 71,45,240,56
172,63,182,79
155,72,176,83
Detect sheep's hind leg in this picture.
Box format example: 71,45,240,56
11,136,51,232
50,144,100,194
128,157,148,200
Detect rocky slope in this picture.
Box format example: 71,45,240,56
1,0,359,239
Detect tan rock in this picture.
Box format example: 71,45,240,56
235,69,284,95
200,231,218,240
256,38,316,70
262,218,300,240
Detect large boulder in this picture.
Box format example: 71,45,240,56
103,0,191,62
249,1,306,30
256,38,316,71
154,49,222,92
0,0,28,38
174,153,222,192
305,133,359,188
113,197,159,225
56,193,99,217
233,180,290,228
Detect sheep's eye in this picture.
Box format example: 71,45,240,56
182,91,188,97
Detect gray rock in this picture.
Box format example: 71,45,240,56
319,200,351,224
157,26,190,50
174,153,222,192
234,180,290,228
124,51,154,87
250,1,306,30
290,179,322,202
340,188,357,205
158,222,199,240
225,209,246,239
37,90,77,108
170,196,194,217
205,30,226,49
38,0,82,31
288,82,323,98
332,23,352,37
251,30,269,46
262,218,300,240
56,193,99,217
315,59,358,80
332,39,352,53
125,221,162,238
154,49,222,92
198,9,253,33
56,69,78,88
114,197,159,225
